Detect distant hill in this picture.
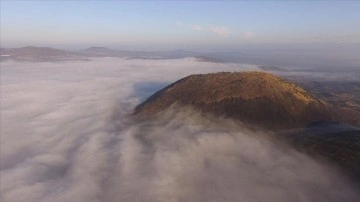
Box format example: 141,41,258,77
0,46,86,62
158,49,197,59
193,56,224,63
80,47,199,59
135,71,335,130
80,47,118,54
2,46,70,56
80,47,164,58
258,65,288,72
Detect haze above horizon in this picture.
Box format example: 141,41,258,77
1,1,360,51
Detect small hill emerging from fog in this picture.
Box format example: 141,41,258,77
80,47,119,55
135,72,334,130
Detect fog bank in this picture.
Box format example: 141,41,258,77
1,58,359,202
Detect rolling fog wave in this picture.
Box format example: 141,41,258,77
0,58,359,202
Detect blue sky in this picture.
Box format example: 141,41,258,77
1,1,359,50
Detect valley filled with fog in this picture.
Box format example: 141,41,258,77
1,58,359,202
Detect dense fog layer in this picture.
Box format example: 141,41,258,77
1,58,359,202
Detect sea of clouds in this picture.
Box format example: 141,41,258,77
1,57,359,202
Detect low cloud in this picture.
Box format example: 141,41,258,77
1,58,359,202
192,24,203,31
207,25,231,37
244,31,254,39
192,24,231,37
177,21,231,37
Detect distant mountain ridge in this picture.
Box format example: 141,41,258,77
0,46,86,62
1,46,224,62
2,46,76,55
